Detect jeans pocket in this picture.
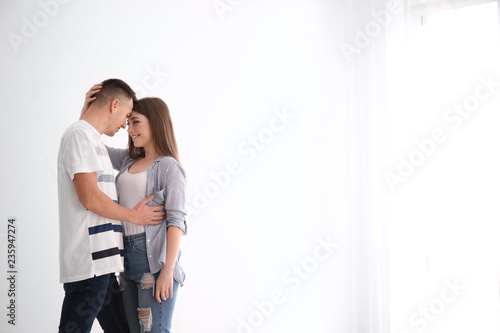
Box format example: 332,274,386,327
63,282,76,294
131,240,147,255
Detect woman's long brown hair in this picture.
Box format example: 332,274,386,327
128,97,180,162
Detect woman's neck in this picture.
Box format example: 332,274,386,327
142,146,160,162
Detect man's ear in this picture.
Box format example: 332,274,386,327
109,98,119,113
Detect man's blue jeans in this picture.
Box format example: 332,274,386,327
58,273,130,333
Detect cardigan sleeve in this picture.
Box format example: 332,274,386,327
105,146,128,171
161,158,188,235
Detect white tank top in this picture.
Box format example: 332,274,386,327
116,169,147,236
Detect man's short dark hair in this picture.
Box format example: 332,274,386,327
92,78,136,106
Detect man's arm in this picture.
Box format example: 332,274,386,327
73,172,164,225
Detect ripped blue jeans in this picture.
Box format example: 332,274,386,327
120,233,179,333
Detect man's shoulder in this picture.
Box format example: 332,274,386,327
64,120,96,135
61,121,99,144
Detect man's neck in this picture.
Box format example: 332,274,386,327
81,109,106,135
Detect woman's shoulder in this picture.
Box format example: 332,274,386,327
156,156,185,174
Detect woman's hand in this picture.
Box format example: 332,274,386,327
155,267,174,303
80,83,102,119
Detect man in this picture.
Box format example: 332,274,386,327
57,79,164,333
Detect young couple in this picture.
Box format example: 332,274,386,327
57,79,186,333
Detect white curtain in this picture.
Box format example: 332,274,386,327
339,0,392,332
383,0,500,332
337,0,500,332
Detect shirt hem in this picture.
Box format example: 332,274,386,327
60,267,124,284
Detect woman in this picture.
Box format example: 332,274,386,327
82,85,187,333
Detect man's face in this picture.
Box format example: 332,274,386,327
106,98,133,136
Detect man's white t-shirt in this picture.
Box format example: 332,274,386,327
58,120,124,283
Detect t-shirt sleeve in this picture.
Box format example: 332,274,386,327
62,128,103,181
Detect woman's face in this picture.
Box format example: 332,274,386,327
127,111,153,149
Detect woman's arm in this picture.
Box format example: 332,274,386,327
80,84,102,119
162,159,188,234
106,146,128,171
154,159,187,302
155,226,183,303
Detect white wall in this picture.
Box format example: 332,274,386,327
0,1,341,332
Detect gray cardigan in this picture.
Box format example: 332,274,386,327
106,146,187,285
